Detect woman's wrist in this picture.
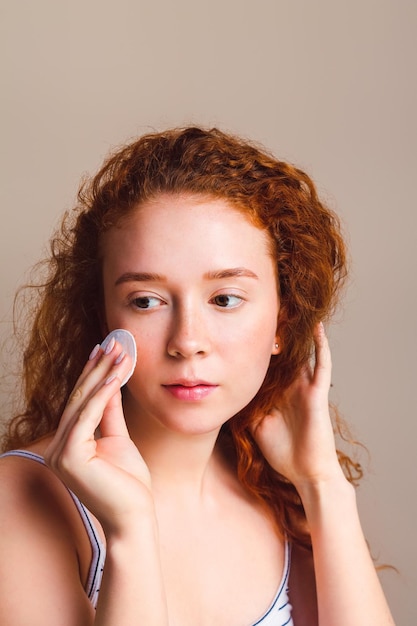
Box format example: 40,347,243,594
100,495,158,541
96,505,168,625
105,514,160,562
295,470,356,524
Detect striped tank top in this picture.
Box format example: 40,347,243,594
1,450,293,624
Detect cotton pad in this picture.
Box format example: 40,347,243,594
100,329,137,386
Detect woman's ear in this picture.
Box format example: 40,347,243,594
273,306,286,355
272,339,281,355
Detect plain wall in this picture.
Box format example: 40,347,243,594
1,1,415,623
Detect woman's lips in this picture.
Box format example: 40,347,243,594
162,383,218,401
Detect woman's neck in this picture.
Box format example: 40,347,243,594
125,409,228,502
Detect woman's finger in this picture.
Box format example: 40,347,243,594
61,375,123,450
52,345,109,434
312,322,332,390
97,362,132,439
47,341,131,458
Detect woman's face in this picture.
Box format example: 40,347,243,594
101,194,280,436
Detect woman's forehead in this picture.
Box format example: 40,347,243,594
101,194,277,279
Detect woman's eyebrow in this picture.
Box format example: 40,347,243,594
115,272,167,286
203,267,259,280
114,267,259,286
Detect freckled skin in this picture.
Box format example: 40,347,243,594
100,194,280,438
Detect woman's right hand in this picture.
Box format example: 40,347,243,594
45,339,154,536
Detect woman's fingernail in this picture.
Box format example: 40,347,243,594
105,374,118,385
100,329,137,386
104,337,116,355
89,344,100,360
115,350,126,365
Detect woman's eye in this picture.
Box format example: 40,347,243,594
131,296,163,309
212,294,243,308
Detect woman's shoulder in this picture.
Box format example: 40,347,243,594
0,438,66,518
0,438,94,540
0,443,97,622
0,443,91,547
0,441,57,505
0,436,64,504
0,445,95,605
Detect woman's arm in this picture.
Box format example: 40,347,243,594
298,474,393,625
95,518,166,625
252,323,395,626
44,339,168,625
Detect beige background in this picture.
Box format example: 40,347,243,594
1,1,415,623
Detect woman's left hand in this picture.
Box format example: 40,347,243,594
251,323,345,491
253,324,396,626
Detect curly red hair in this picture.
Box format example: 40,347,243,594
3,127,361,546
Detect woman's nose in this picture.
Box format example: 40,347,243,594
166,306,210,358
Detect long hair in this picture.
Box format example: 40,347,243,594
3,127,361,546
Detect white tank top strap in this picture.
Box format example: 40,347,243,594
251,539,293,625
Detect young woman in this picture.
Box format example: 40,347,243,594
0,127,394,625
